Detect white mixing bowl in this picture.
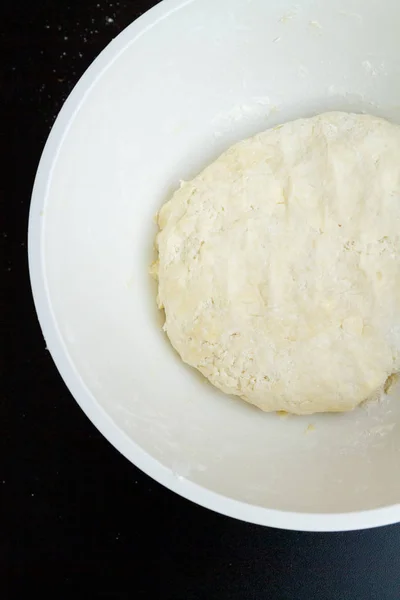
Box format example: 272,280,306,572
29,0,400,531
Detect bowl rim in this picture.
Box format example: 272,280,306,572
28,0,400,532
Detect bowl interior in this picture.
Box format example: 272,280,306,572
31,0,400,528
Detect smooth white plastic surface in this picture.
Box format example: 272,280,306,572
29,0,400,531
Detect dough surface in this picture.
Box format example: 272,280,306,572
154,112,400,414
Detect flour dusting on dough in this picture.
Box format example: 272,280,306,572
155,112,400,415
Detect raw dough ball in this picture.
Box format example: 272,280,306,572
154,112,400,414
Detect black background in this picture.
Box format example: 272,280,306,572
3,1,400,597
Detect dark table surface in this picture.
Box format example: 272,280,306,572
3,0,400,597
